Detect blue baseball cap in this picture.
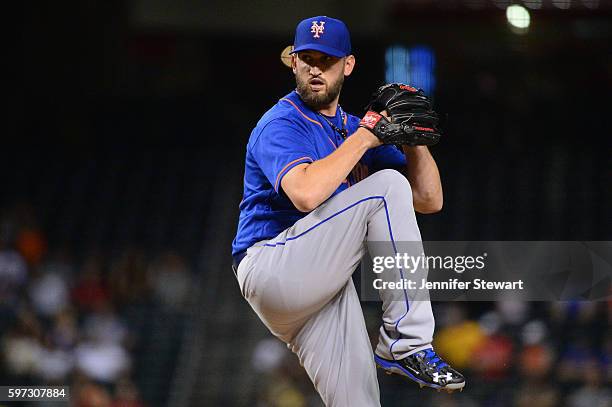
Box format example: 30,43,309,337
290,16,351,58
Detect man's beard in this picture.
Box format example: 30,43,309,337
296,74,344,111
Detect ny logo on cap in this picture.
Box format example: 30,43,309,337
310,21,325,38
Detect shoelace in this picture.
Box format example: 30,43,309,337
422,349,449,369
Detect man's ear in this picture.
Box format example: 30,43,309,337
344,55,355,76
292,54,297,74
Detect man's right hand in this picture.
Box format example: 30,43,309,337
355,109,390,149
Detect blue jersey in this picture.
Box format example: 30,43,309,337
232,90,407,257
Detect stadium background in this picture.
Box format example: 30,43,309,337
5,1,611,406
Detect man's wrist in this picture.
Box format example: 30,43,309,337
353,127,381,149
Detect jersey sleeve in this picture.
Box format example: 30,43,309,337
250,118,316,193
370,144,407,172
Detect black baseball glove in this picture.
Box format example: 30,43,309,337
361,83,441,146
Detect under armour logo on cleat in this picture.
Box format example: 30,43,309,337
432,372,453,383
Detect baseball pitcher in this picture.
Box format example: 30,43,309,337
232,15,465,406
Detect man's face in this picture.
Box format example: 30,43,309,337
293,50,353,110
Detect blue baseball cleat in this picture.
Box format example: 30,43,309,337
375,349,466,393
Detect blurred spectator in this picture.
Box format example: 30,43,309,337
251,336,318,407
16,228,47,267
28,267,69,317
74,338,131,384
519,344,555,380
50,309,79,350
265,379,307,407
148,251,191,311
433,304,486,369
514,344,559,406
496,300,529,326
35,336,74,383
41,248,74,278
472,333,513,380
109,248,149,306
550,301,599,325
112,378,146,407
3,333,42,377
2,309,43,377
82,300,128,345
514,383,560,407
74,382,113,407
521,320,548,346
558,336,597,384
252,337,288,374
567,358,611,407
75,298,131,384
0,241,28,306
72,254,111,311
478,311,502,336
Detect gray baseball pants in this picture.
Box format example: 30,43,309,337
235,169,435,406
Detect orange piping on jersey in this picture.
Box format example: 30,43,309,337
274,156,313,192
280,98,323,128
326,136,337,150
278,99,349,186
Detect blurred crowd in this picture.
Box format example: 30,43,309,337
0,204,192,407
249,294,611,407
1,200,609,407
2,201,609,407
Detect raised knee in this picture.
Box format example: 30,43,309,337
373,169,412,195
